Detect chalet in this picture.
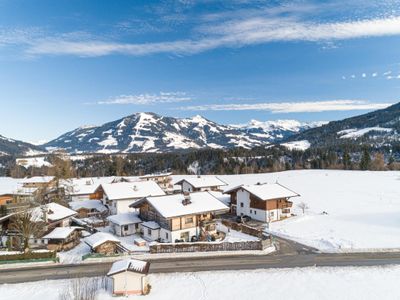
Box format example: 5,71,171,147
19,176,55,189
84,232,121,255
0,177,36,215
139,172,173,193
62,177,113,201
41,226,82,251
224,183,300,222
175,176,227,193
69,200,108,218
130,191,229,243
107,259,150,296
108,213,142,237
96,181,165,215
31,202,77,228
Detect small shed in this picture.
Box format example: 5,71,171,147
107,259,150,296
42,226,82,251
84,232,121,255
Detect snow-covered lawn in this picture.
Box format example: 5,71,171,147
174,170,400,251
2,265,400,300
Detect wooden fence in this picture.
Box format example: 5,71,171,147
221,219,264,238
149,240,262,253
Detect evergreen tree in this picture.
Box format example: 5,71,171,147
343,150,351,170
359,148,371,170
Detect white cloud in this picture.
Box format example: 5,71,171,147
372,72,378,77
177,100,392,113
3,14,400,57
362,73,367,78
96,92,191,105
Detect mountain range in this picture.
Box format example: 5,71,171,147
43,113,321,154
1,102,399,156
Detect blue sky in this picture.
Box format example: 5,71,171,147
1,0,400,142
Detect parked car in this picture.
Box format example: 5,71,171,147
236,215,251,223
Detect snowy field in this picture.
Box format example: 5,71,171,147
174,170,400,251
2,265,400,300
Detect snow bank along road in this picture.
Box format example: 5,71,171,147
3,250,400,284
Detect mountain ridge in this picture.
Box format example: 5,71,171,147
43,112,321,154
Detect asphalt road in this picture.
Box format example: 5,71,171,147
2,235,400,285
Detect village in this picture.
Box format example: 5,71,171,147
0,171,302,296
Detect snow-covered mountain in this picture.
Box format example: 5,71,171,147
285,102,400,148
44,112,322,154
0,134,46,157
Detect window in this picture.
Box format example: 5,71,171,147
123,225,129,231
165,232,169,239
250,209,252,214
254,210,257,215
240,202,244,208
185,217,193,224
270,211,274,216
147,228,151,235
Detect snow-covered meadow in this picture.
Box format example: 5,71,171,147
1,265,400,300
175,170,400,251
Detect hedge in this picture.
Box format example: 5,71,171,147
0,251,56,262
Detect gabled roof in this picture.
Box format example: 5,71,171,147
42,226,82,240
20,176,55,184
139,172,172,179
175,176,227,189
100,181,165,200
224,183,300,201
69,200,107,213
62,177,114,195
31,203,77,222
84,232,120,249
107,259,150,276
131,191,229,219
107,212,142,226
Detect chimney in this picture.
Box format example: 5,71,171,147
133,185,138,191
182,193,191,205
42,205,48,223
197,175,201,178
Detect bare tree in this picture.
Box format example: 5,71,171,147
59,277,111,300
297,202,309,215
10,210,45,252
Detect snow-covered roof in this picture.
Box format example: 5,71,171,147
141,221,160,230
31,203,77,222
224,183,300,201
175,176,227,189
0,177,37,196
208,191,231,206
101,181,165,200
107,213,142,226
139,172,172,179
84,232,120,249
69,200,107,213
132,191,229,218
62,177,114,195
42,226,81,240
107,259,150,276
20,176,55,184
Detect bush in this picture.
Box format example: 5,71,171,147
0,250,56,262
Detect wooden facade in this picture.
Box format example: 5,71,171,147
94,241,119,254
